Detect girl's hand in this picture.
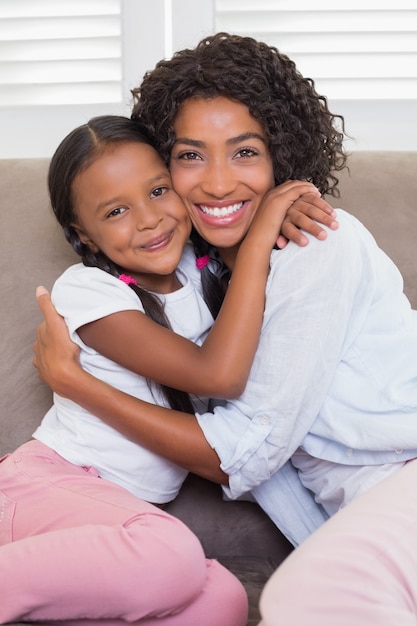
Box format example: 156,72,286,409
277,191,339,248
33,286,81,397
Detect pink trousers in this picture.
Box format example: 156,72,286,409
259,458,417,625
0,440,248,625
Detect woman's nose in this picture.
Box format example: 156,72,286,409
201,161,237,198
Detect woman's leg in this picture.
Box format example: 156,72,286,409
0,441,247,626
259,459,417,626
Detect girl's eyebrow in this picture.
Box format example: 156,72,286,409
173,132,266,148
96,196,123,212
95,173,170,212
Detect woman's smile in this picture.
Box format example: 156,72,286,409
198,200,244,218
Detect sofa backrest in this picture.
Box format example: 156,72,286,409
1,159,77,455
1,153,416,457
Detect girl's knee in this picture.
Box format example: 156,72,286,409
117,514,248,624
205,560,248,626
122,514,247,624
137,560,248,626
121,512,208,610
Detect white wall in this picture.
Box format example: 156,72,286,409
333,100,417,152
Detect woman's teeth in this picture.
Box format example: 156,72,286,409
199,202,243,217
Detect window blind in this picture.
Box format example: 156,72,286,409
0,0,122,106
215,0,417,100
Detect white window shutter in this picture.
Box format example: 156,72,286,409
0,0,122,106
215,0,417,101
0,0,213,158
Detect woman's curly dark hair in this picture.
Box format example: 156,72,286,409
131,33,349,318
132,32,348,197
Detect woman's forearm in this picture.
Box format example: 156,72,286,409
34,286,228,485
66,367,228,484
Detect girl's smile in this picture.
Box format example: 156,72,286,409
71,142,191,293
170,96,275,268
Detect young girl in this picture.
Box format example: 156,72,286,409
1,113,329,625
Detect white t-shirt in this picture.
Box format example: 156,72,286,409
34,244,213,504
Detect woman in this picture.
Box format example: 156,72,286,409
35,33,417,602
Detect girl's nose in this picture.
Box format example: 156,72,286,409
135,203,163,230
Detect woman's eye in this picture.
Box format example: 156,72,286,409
150,186,167,198
107,207,126,218
177,151,201,161
235,147,258,159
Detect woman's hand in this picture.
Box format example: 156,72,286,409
33,286,81,397
277,189,339,248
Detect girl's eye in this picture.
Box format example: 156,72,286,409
107,206,126,218
150,186,168,198
176,151,201,161
235,147,258,159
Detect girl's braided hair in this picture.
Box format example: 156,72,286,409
48,114,194,414
131,32,348,317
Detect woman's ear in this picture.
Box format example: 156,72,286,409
71,223,100,254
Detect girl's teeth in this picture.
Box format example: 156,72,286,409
200,202,243,217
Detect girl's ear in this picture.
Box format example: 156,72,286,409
71,222,100,254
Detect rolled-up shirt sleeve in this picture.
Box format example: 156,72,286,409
197,210,370,499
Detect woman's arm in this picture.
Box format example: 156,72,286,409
34,287,228,484
76,181,322,399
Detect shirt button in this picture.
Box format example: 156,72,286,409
260,416,270,425
346,448,353,457
395,449,404,455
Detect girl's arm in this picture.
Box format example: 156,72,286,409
77,181,321,399
33,195,340,484
32,189,336,483
276,191,338,248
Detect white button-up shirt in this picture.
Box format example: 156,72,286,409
197,209,417,545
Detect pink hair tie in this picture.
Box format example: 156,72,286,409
119,273,138,286
196,254,210,270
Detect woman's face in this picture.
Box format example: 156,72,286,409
170,96,275,266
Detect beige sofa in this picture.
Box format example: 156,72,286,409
1,152,416,625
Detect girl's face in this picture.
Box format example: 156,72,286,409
170,96,275,267
72,141,191,293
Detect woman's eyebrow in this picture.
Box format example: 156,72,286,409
173,132,266,147
173,137,204,148
227,132,266,146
